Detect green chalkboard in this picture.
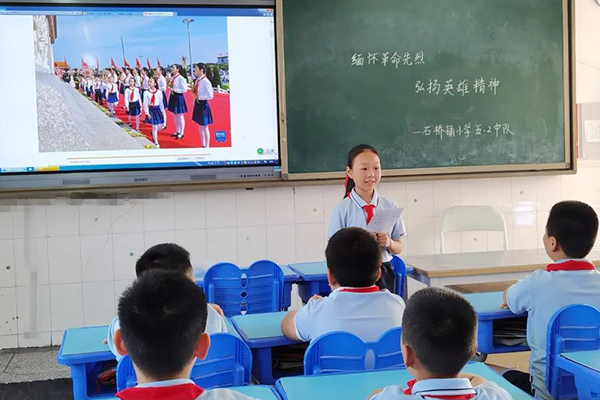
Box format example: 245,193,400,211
281,0,572,177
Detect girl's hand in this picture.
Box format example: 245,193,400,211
376,232,391,249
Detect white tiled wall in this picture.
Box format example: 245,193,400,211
0,161,599,349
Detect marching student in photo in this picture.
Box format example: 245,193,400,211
101,74,109,104
93,76,103,104
167,64,189,140
119,68,127,94
140,67,149,100
132,67,141,89
106,75,119,116
143,77,166,148
124,77,142,131
154,66,168,127
192,63,214,148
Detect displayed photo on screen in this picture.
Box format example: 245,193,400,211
0,5,279,175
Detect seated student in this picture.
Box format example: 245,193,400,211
113,270,257,400
501,200,600,399
281,227,405,342
107,243,227,359
369,287,512,400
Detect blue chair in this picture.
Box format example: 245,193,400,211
303,327,404,375
390,255,407,299
116,333,252,391
546,304,600,400
203,261,284,317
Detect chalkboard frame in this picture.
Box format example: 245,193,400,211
277,0,576,181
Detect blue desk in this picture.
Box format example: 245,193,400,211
57,326,116,400
229,385,281,399
463,291,529,355
231,311,298,385
287,262,329,303
556,350,600,399
196,266,299,309
275,362,533,400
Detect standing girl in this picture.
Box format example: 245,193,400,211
167,64,189,140
124,77,141,131
143,78,166,148
106,76,119,116
155,66,168,129
328,144,406,292
192,63,214,148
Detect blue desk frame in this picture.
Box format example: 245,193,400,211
556,351,600,399
230,312,298,385
57,326,116,400
463,292,529,355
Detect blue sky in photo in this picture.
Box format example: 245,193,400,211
53,15,228,68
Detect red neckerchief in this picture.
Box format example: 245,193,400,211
403,379,476,399
338,285,379,293
149,89,157,105
172,74,180,87
195,76,205,95
116,383,203,400
546,260,596,272
129,88,135,102
363,204,376,224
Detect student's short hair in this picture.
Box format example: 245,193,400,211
135,243,193,277
547,200,598,258
325,227,381,287
118,270,208,379
402,287,477,377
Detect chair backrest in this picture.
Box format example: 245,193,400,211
546,304,600,400
389,255,407,298
116,333,252,391
303,327,403,376
440,206,508,253
203,260,284,317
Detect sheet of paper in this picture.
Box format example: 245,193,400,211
585,120,600,143
366,207,404,233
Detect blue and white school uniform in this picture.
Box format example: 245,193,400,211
370,378,512,400
116,378,257,400
293,285,405,342
124,87,141,116
106,83,119,104
141,75,149,99
134,74,141,89
106,305,228,361
168,74,189,114
143,89,165,125
119,72,127,94
93,81,102,96
506,259,600,400
328,189,406,292
157,75,168,107
192,76,214,126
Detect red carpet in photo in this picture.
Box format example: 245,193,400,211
109,90,232,149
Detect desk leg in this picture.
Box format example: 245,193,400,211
70,364,89,400
251,347,274,385
429,277,441,287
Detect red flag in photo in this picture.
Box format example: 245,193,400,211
81,57,89,68
147,58,152,69
135,57,141,69
111,57,118,69
157,58,161,67
123,57,131,68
